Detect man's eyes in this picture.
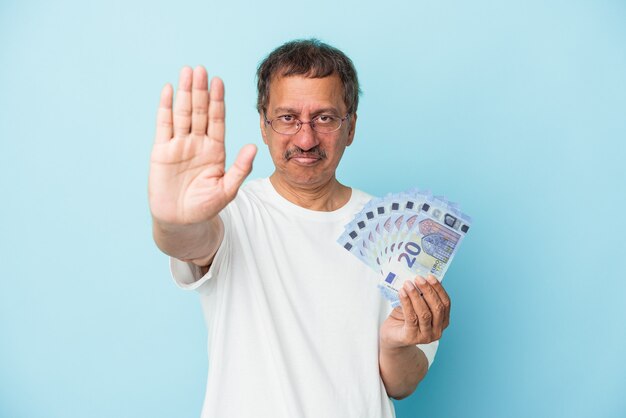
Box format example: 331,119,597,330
276,114,336,123
314,115,336,124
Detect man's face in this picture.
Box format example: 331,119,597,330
260,74,356,189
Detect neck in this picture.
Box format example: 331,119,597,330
269,173,352,211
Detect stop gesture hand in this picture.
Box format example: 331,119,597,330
149,66,257,227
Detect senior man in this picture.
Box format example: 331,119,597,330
149,39,451,417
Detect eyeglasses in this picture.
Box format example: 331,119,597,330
264,113,350,135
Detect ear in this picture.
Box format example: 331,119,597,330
346,113,357,147
260,114,269,145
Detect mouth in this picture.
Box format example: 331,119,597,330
290,155,322,165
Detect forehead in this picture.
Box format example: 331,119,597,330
267,74,346,114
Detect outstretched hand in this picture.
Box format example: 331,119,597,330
380,275,451,350
149,66,257,226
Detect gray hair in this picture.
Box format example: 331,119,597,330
256,39,361,116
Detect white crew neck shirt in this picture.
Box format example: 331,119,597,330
171,178,437,418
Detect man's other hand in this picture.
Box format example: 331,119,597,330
380,275,451,350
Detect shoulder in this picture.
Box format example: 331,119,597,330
348,187,374,211
232,178,270,206
239,177,268,196
224,178,271,217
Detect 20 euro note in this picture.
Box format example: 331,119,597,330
378,200,472,307
337,188,472,307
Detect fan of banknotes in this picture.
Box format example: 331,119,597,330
337,189,472,307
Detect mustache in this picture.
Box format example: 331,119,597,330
284,146,327,160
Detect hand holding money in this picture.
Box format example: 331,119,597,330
377,272,452,398
339,188,469,376
379,274,451,349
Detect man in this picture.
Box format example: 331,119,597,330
149,39,451,417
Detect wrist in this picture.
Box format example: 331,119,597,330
379,339,413,355
152,216,223,262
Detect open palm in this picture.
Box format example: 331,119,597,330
149,66,256,226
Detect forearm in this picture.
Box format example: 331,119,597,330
379,344,429,400
152,216,224,266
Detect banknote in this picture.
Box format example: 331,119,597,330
338,188,472,307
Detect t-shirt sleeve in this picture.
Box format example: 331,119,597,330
169,211,231,291
170,257,212,290
417,340,439,368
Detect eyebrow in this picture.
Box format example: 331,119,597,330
272,107,341,116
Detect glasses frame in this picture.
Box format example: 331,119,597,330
264,113,350,135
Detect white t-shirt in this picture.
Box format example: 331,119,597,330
170,178,438,418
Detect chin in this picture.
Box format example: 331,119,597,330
289,174,321,186
290,172,335,188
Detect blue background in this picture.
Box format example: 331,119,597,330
1,0,625,417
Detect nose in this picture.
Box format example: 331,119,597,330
292,122,319,151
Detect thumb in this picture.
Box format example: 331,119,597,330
223,144,257,198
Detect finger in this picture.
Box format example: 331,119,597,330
173,66,193,136
415,276,446,337
191,66,209,135
425,274,451,329
405,278,433,335
223,144,257,198
398,283,419,331
155,83,173,144
207,77,225,142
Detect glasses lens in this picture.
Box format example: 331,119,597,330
312,115,341,133
271,117,299,134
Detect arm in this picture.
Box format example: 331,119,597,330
379,343,428,400
379,274,451,399
152,216,224,267
148,66,256,267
